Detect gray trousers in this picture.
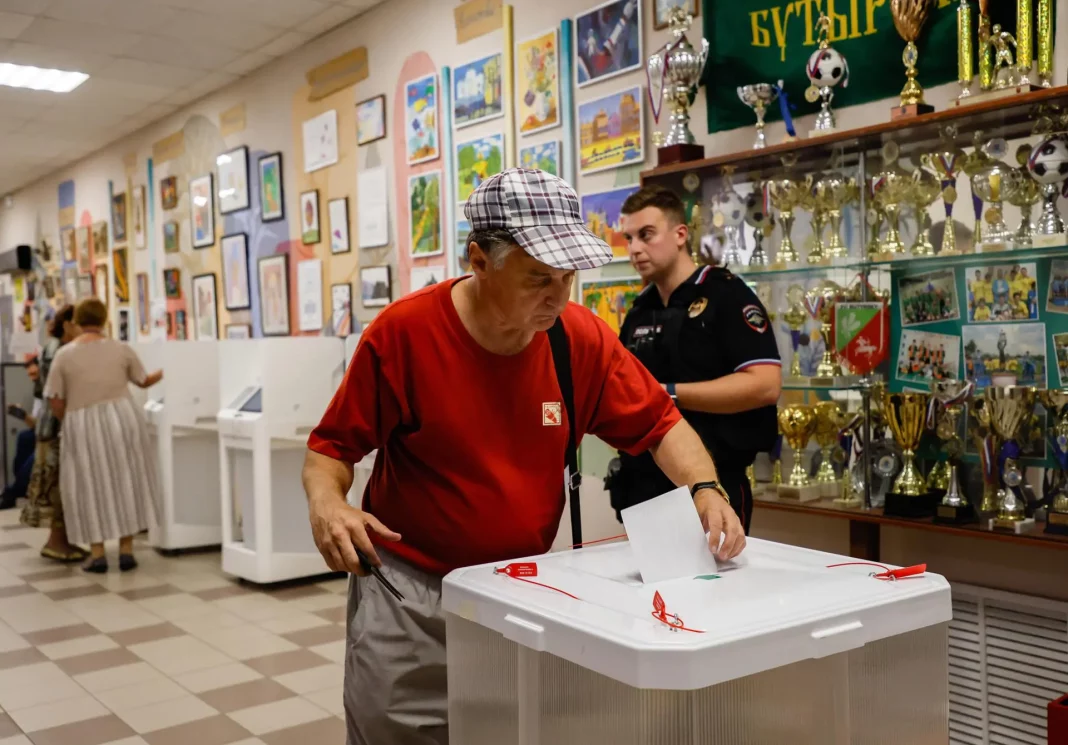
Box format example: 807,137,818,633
345,551,449,745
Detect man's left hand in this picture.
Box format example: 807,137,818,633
694,489,745,561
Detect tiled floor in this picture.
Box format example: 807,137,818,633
0,508,347,745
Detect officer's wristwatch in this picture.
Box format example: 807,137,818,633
665,383,677,401
691,480,730,506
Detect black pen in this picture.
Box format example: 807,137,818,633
355,548,405,602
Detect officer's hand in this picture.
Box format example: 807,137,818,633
308,497,400,576
693,489,746,561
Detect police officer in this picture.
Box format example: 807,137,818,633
609,185,782,532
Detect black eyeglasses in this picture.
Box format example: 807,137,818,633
356,549,405,602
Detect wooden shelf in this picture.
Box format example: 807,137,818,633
753,491,1068,552
641,85,1068,184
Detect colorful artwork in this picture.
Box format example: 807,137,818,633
132,185,146,249
258,254,290,336
581,185,639,262
1048,260,1068,315
163,221,179,253
192,273,219,340
517,29,560,135
454,53,504,128
94,264,108,307
117,309,129,342
578,85,645,175
221,233,250,311
405,74,439,165
301,190,321,245
75,227,90,275
302,110,339,173
456,208,472,275
519,140,561,176
653,0,698,29
361,266,392,308
259,153,284,222
189,175,215,248
896,329,961,385
110,193,127,243
580,277,643,335
175,309,187,341
112,247,129,304
61,227,75,264
456,133,504,202
575,0,643,87
408,172,443,257
328,198,350,254
356,95,386,145
966,262,1039,322
91,221,108,264
217,146,250,214
163,268,181,299
898,269,960,327
160,176,178,210
136,273,149,334
331,283,353,337
963,323,1046,389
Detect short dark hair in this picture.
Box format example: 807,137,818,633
50,304,74,339
74,298,108,328
465,228,519,269
620,184,686,226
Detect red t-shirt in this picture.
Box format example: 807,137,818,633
307,279,681,576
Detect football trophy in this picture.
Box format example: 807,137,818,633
805,12,850,133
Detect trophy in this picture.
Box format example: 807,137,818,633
865,201,885,258
737,82,781,150
1037,0,1054,87
782,287,807,379
1026,133,1068,239
961,133,996,245
984,386,1036,529
929,380,974,522
647,7,709,165
767,175,813,264
801,189,827,265
882,391,935,517
714,169,747,266
1007,167,1041,248
777,404,820,501
908,164,941,255
1040,389,1068,534
889,0,935,118
979,22,1019,90
805,13,849,133
804,279,843,380
812,173,859,259
956,0,973,99
871,159,912,254
745,184,774,266
970,157,1025,245
813,401,847,494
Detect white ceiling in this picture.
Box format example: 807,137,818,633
0,0,385,197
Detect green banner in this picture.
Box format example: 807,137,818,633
701,0,1022,135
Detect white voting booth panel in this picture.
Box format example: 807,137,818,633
444,538,951,745
217,337,345,583
134,341,222,551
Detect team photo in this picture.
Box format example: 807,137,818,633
898,269,960,326
965,262,1039,322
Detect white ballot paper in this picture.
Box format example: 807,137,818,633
620,486,719,584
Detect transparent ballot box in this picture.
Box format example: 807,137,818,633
443,539,950,745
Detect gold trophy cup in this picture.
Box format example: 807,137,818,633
813,173,859,259
782,291,808,379
813,401,848,495
1040,389,1068,534
883,391,936,517
767,175,814,265
804,280,844,380
909,165,941,256
930,380,974,522
778,404,820,501
985,386,1036,530
890,0,935,118
871,162,914,254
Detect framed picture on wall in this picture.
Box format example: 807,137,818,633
75,227,91,275
77,275,93,300
225,324,252,339
61,227,75,264
297,258,323,332
175,309,188,340
404,73,440,165
258,152,284,222
217,145,250,214
575,0,643,88
163,268,181,299
258,254,290,336
192,273,219,341
360,265,392,308
91,221,108,262
516,29,560,136
328,197,350,254
300,190,321,245
356,94,386,145
577,85,645,175
331,282,353,337
220,232,251,311
407,172,443,257
519,140,561,176
117,308,130,342
112,247,129,303
110,193,127,244
136,273,149,334
160,176,178,210
652,0,698,30
132,185,146,249
189,174,215,248
303,109,340,173
94,263,108,306
163,221,179,253
453,53,504,128
455,133,504,202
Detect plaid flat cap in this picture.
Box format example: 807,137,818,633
464,168,613,270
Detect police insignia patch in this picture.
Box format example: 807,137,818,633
743,304,768,332
687,297,708,318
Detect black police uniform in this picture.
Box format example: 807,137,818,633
611,265,781,532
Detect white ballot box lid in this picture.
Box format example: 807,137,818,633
442,538,951,691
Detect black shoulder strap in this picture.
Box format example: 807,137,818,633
547,318,581,548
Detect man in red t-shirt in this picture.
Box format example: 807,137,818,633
303,168,745,745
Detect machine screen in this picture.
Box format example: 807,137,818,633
239,389,263,413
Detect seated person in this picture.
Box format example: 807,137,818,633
0,356,41,509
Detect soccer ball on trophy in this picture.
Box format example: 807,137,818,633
1026,134,1068,236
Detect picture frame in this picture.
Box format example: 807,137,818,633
652,0,698,30
577,84,645,175
217,145,250,214
225,324,252,339
297,258,323,332
75,226,91,275
575,0,643,88
328,197,351,254
453,52,504,128
163,268,181,299
117,308,130,342
61,227,75,264
112,246,129,303
580,185,640,263
303,109,340,173
356,94,387,146
360,265,392,308
189,174,215,248
258,152,285,223
91,221,108,264
409,266,443,293
110,193,127,244
132,185,146,249
404,73,440,165
220,232,251,311
175,309,188,340
407,172,443,258
579,275,644,335
300,190,321,245
455,132,504,202
516,28,560,136
191,273,220,341
77,275,93,300
136,272,149,334
257,254,291,336
163,221,179,253
519,140,561,176
331,282,353,337
160,175,178,210
94,263,109,307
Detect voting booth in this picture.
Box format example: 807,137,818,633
216,337,345,583
134,341,222,551
443,538,951,745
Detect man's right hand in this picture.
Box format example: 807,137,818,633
308,496,401,576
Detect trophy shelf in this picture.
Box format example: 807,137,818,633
641,84,1068,184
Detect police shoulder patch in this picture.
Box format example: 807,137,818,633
688,297,708,318
742,304,768,333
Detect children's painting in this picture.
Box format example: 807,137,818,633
519,140,560,176
331,283,353,337
163,221,179,253
456,208,472,275
112,247,129,304
356,95,386,145
580,277,643,335
578,85,645,175
517,29,559,135
221,233,250,311
455,133,504,202
454,53,503,128
190,175,214,248
575,0,643,87
405,74,439,164
963,323,1046,389
408,172,443,257
581,185,638,262
259,153,284,222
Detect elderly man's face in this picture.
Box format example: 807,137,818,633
470,243,574,332
26,362,39,382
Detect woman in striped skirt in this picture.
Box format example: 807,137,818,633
43,298,163,572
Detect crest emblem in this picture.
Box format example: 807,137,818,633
542,402,562,426
688,297,708,318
